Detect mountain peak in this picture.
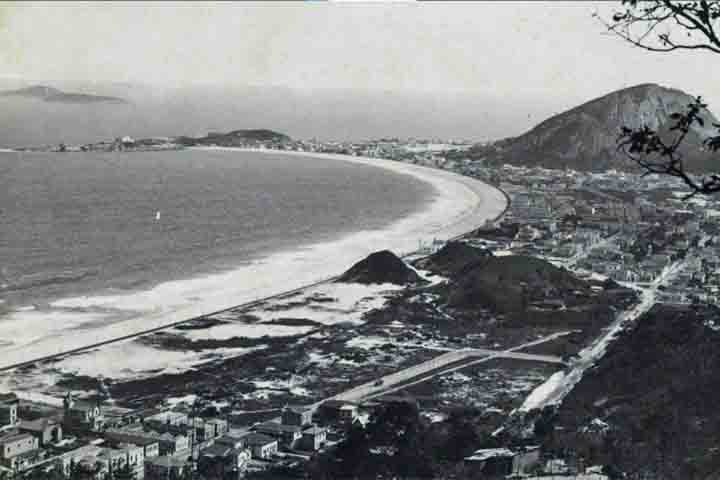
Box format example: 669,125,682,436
471,83,716,172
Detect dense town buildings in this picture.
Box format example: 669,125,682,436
3,137,717,479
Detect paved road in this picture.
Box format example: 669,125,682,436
296,331,570,413
519,259,687,412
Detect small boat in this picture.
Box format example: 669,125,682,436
155,211,161,221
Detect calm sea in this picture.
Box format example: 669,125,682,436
0,149,432,310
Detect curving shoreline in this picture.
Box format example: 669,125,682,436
198,147,511,247
0,149,508,372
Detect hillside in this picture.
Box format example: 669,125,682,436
413,241,492,278
444,254,588,314
548,304,720,479
175,129,291,146
337,250,423,286
469,83,718,172
0,85,127,104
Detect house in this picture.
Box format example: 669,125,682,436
300,426,327,451
153,431,190,457
144,454,191,480
194,417,229,443
315,400,358,424
205,418,229,438
198,442,251,477
57,443,146,480
464,446,541,478
97,444,145,480
146,421,197,449
105,427,188,457
464,448,516,477
281,406,313,427
512,445,541,475
75,453,110,479
214,431,248,450
19,418,63,446
0,394,19,431
57,445,103,478
253,422,303,449
545,458,571,475
63,393,103,431
241,433,278,460
103,430,161,459
113,444,145,480
144,411,188,428
0,432,43,472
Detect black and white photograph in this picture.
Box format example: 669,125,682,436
0,1,719,479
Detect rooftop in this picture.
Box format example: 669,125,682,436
465,448,515,462
69,401,98,413
242,433,277,447
303,426,326,436
216,432,247,445
104,431,159,447
0,394,18,405
204,417,227,425
146,454,188,468
254,422,302,434
283,406,311,414
319,399,358,409
19,418,59,432
0,432,35,444
200,443,236,458
59,445,104,461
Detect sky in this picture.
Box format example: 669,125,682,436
0,1,719,142
0,1,717,99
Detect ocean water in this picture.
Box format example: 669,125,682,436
0,149,433,311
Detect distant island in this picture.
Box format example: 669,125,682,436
0,85,128,104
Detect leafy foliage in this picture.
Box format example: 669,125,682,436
617,96,720,198
307,402,500,479
600,1,720,197
602,1,720,54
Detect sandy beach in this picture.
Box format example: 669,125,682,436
0,149,507,371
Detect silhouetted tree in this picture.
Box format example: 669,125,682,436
599,1,720,198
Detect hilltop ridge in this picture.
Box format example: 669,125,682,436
469,83,718,172
174,129,291,147
0,84,128,104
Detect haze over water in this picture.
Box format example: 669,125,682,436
0,149,433,312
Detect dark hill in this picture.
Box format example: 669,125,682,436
413,241,492,278
337,250,423,286
445,255,588,314
0,85,127,104
469,83,718,172
175,129,291,146
551,304,720,479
